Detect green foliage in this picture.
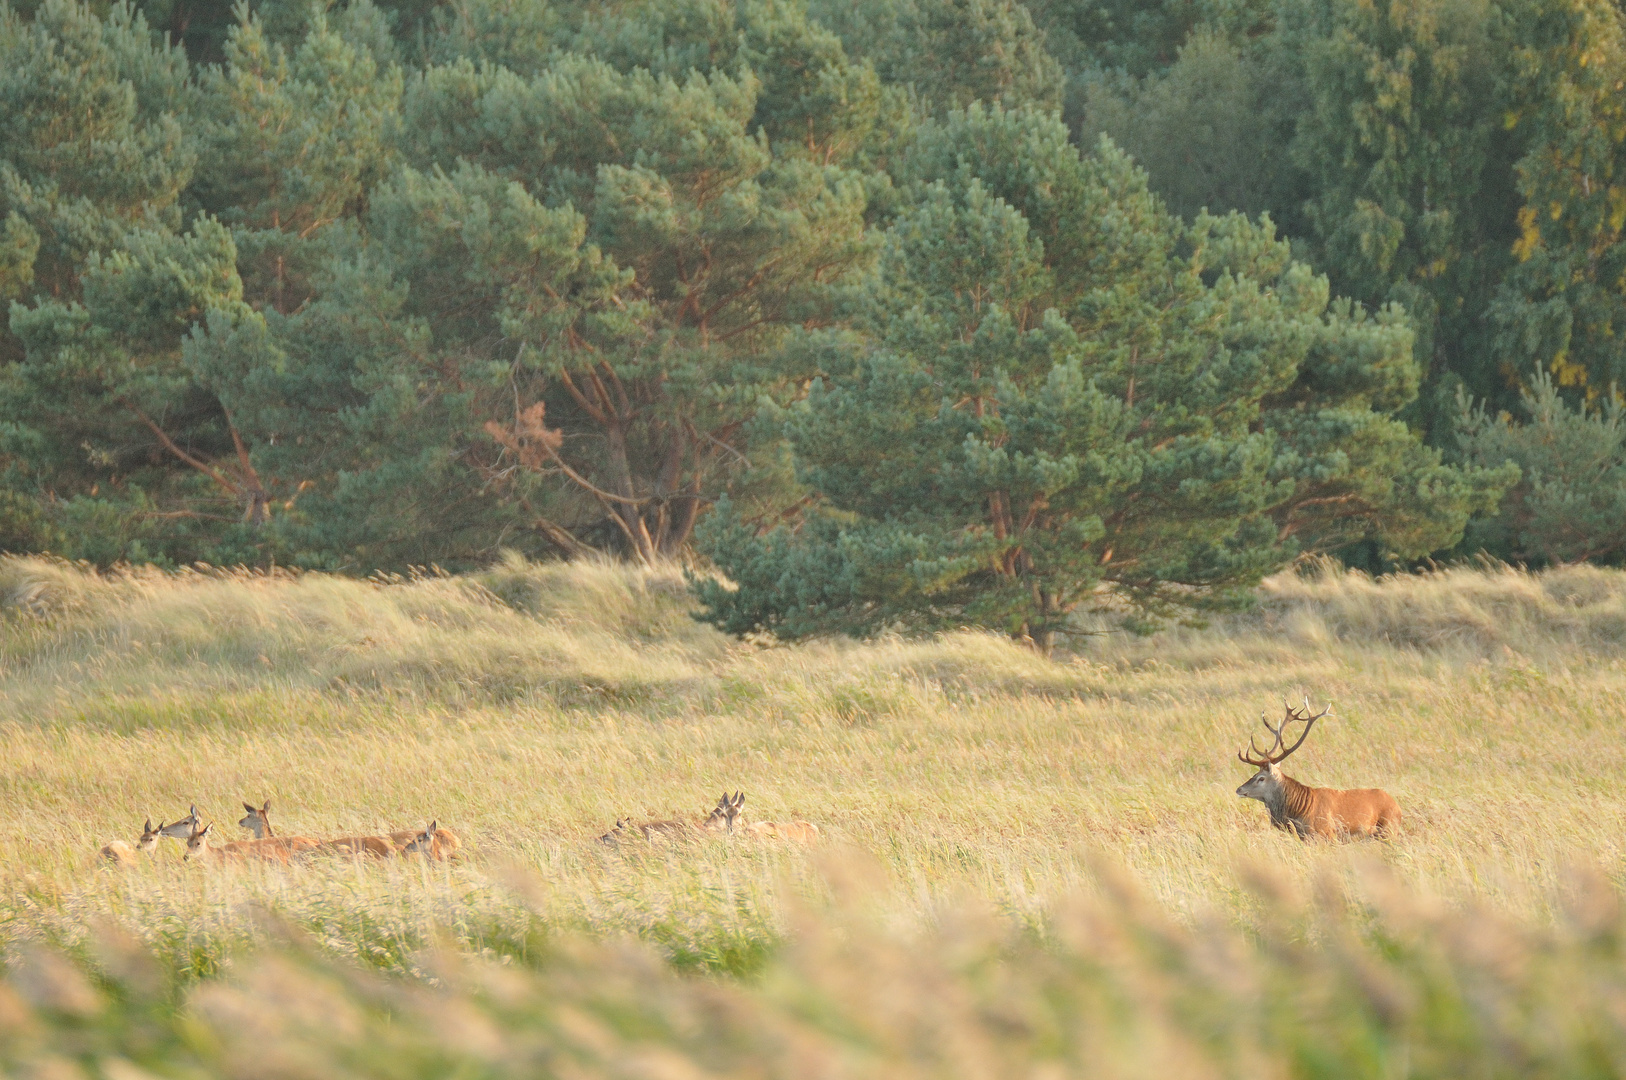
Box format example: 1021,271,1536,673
1028,0,1272,77
1455,368,1626,565
696,108,1511,649
1281,0,1523,417
0,0,195,318
0,0,1605,590
809,0,1063,116
1076,29,1300,222
1061,0,1626,449
1490,0,1626,397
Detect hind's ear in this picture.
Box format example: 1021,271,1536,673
144,818,154,832
426,820,438,834
262,799,271,812
243,803,257,814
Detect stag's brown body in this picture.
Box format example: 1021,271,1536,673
1235,699,1401,840
1249,769,1401,839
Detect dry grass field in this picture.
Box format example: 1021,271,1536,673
3,553,1626,1077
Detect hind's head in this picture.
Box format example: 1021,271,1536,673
704,792,745,834
159,805,201,840
238,799,272,838
183,822,214,861
403,821,438,856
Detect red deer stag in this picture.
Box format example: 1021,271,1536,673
1235,699,1401,840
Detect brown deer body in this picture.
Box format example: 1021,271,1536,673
185,822,312,863
1236,700,1401,840
745,820,821,841
327,836,396,857
241,798,394,857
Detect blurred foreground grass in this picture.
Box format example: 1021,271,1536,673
8,859,1626,1079
3,553,1626,1075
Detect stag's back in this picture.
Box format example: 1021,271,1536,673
1281,775,1401,839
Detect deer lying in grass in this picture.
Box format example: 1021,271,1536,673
626,792,745,840
240,798,392,857
100,819,165,866
1235,699,1402,840
731,794,820,841
400,820,462,860
386,824,459,854
236,799,324,856
185,821,315,863
744,818,821,841
603,793,819,842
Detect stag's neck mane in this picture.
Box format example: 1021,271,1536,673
1264,771,1318,831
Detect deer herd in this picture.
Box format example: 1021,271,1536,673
98,695,1396,867
99,800,461,867
98,790,818,868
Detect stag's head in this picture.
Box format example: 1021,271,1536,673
1235,698,1330,802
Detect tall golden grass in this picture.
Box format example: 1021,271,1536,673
1,553,1625,1074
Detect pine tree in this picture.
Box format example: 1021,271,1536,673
0,0,226,561
1490,0,1626,396
1279,0,1523,421
383,34,876,561
696,107,1513,652
1457,366,1626,565
808,0,1063,116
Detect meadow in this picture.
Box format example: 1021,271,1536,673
3,554,1626,1077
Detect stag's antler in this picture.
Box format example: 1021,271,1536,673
1238,697,1332,766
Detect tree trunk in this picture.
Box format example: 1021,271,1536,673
1014,623,1056,659
232,426,271,530
658,477,703,557
531,515,596,560
604,423,657,564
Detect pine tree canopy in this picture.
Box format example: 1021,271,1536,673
13,0,1626,643
694,108,1514,651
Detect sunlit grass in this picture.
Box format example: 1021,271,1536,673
0,552,1623,993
